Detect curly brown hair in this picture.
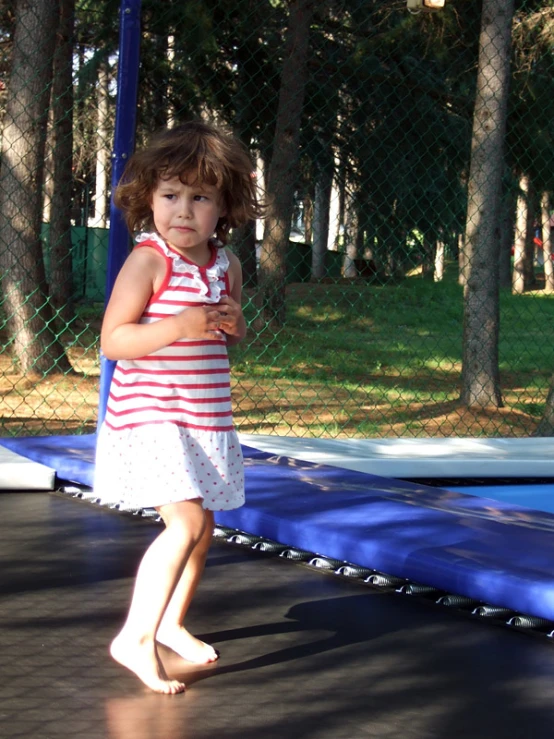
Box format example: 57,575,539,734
113,120,265,244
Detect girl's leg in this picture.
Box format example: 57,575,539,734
110,499,206,694
156,510,217,664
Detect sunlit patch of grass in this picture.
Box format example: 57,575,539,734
233,275,554,437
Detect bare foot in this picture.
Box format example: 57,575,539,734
110,632,186,695
156,625,219,664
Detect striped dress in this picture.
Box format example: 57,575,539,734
94,232,244,511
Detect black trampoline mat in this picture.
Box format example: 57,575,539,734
2,492,554,739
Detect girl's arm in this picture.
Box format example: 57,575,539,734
101,247,221,360
217,249,247,346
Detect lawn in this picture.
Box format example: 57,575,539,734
230,275,554,437
1,273,553,438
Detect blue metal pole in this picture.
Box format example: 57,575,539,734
97,0,141,429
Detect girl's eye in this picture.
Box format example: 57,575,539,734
194,195,208,202
164,193,175,200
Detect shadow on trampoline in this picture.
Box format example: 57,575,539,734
102,591,554,739
181,594,417,683
160,596,384,688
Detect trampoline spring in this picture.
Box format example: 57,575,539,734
437,595,481,608
140,508,159,518
97,497,119,508
336,565,376,578
252,541,287,553
80,493,102,504
228,533,264,546
365,573,406,588
59,485,84,494
279,548,313,562
472,605,514,619
397,583,440,596
308,556,345,570
117,506,144,515
508,616,553,629
213,526,237,539
112,504,133,513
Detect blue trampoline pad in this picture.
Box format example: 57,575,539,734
3,434,554,623
447,483,554,516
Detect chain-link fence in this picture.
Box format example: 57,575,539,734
1,0,554,440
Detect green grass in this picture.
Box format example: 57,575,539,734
232,274,554,437
4,272,553,439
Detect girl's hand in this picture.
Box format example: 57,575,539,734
174,305,223,339
214,296,245,339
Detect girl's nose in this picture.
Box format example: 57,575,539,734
180,197,193,218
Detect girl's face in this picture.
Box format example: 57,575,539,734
150,175,225,263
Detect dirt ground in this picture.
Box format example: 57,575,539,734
0,348,100,436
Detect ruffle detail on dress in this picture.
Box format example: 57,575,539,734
136,230,167,248
135,231,229,303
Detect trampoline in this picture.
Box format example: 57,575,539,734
3,435,554,737
3,464,554,738
443,481,554,516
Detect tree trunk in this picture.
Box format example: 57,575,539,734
43,104,54,224
328,171,340,252
232,43,262,290
49,0,75,324
541,191,554,293
535,377,554,436
166,34,176,129
231,220,258,289
91,59,110,228
257,0,315,327
460,0,514,409
536,194,554,432
498,183,514,288
0,0,71,375
512,173,529,294
421,236,435,278
524,177,537,290
312,161,333,280
342,186,359,278
303,193,313,244
434,239,445,282
458,232,467,286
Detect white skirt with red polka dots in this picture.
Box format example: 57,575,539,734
94,422,245,511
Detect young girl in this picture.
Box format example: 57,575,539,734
94,120,264,694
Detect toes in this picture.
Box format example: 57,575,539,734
156,678,186,695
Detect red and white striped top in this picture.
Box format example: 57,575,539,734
104,232,235,433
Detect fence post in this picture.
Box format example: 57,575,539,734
97,0,141,429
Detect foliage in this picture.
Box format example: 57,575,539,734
1,0,554,435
